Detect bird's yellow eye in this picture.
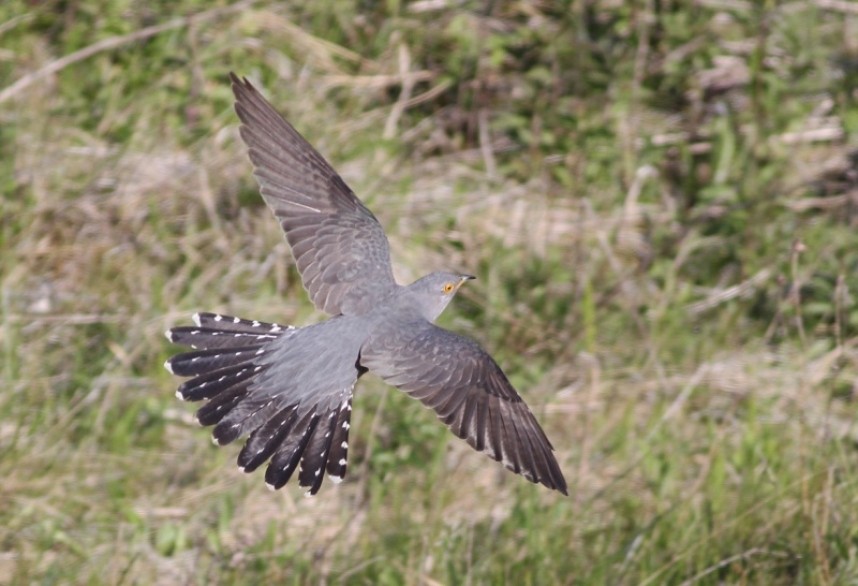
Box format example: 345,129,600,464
442,282,455,294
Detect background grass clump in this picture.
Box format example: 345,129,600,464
3,1,858,584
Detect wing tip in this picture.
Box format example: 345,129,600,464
230,72,260,106
551,476,569,496
538,457,568,496
229,71,247,89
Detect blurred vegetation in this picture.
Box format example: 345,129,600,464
3,0,858,584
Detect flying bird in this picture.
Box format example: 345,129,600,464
164,73,567,496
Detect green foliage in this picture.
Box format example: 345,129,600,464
3,0,858,584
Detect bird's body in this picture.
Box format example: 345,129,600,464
165,74,567,496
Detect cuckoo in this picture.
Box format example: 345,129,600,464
165,74,567,496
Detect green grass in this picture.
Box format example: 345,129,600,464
3,0,858,584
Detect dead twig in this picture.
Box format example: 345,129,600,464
686,268,773,315
0,0,257,104
383,42,416,140
786,191,858,212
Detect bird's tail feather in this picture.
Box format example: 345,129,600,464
165,312,353,495
168,312,289,350
166,312,291,398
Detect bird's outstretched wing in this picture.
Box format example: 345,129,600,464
230,73,397,315
360,319,567,494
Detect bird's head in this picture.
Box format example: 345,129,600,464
408,271,475,322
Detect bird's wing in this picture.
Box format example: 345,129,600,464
230,73,397,315
360,319,567,494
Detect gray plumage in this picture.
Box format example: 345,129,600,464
164,73,567,496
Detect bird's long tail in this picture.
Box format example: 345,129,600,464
164,312,353,494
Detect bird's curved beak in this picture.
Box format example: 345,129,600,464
460,274,476,282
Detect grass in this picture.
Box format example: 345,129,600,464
3,0,858,583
